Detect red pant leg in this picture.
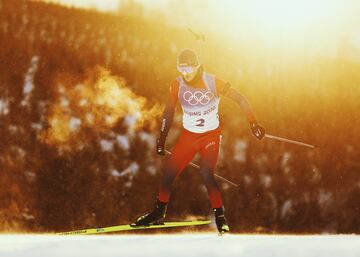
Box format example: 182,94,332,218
199,129,223,208
158,129,198,203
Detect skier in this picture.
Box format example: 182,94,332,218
131,49,265,234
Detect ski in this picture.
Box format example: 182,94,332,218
57,220,211,235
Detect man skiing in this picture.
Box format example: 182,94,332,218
131,49,265,234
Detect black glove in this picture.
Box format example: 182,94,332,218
156,137,166,155
250,122,265,140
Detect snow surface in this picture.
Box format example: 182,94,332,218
0,234,360,257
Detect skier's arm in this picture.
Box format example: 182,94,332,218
156,83,178,155
224,87,265,140
224,87,257,123
158,95,176,141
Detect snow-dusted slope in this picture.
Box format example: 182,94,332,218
0,234,359,257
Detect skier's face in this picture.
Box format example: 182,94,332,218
177,65,200,82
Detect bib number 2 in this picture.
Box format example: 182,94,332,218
196,119,205,127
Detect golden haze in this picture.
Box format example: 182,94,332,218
40,68,162,151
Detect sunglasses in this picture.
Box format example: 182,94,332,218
177,65,199,75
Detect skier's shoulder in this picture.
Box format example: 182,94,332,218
169,77,181,96
204,72,231,96
203,71,215,79
202,72,228,85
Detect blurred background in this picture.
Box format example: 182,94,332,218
0,0,360,234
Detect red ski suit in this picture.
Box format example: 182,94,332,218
158,73,230,208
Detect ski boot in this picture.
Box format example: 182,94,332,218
214,206,230,235
130,199,168,227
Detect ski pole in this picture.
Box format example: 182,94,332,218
264,134,316,149
164,150,239,188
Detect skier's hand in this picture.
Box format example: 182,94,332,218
250,122,265,140
156,137,166,155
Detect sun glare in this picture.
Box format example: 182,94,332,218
242,0,339,30
213,0,342,39
38,0,358,58
209,0,348,55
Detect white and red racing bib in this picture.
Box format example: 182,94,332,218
177,73,220,133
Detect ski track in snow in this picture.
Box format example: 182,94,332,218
0,234,360,257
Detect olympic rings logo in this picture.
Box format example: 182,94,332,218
183,91,214,105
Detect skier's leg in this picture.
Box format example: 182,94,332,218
199,131,222,209
132,129,198,226
158,130,198,203
199,130,229,234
